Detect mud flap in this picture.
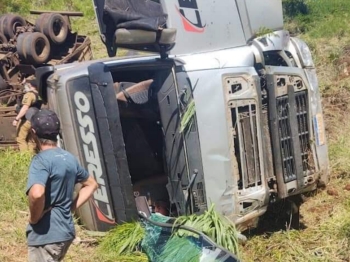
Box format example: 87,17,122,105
68,62,137,231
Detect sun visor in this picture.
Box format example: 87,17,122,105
93,0,176,57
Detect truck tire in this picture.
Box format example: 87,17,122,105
24,32,50,64
16,32,32,60
0,15,6,33
2,14,26,40
42,13,68,45
0,32,7,44
34,13,50,33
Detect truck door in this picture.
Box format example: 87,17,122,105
47,62,138,231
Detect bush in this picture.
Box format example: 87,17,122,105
283,0,350,38
282,0,309,19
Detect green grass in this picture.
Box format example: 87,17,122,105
0,149,31,261
241,186,350,262
0,150,31,218
284,0,350,38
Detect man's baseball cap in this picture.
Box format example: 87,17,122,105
31,109,60,140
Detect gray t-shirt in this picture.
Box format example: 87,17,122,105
26,147,89,246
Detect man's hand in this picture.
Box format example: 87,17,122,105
16,104,30,123
29,207,52,224
12,119,18,126
71,175,98,212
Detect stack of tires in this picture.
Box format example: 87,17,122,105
0,14,26,91
0,14,26,45
17,13,69,65
0,13,69,65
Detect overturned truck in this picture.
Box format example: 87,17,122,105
0,11,93,147
36,0,329,233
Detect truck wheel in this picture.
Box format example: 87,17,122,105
42,13,68,44
3,14,26,40
0,32,7,44
34,13,50,33
16,32,32,60
0,15,7,33
24,32,50,64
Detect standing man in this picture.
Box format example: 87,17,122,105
12,76,42,153
26,109,98,262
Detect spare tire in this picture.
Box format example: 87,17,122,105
16,32,32,60
0,32,7,44
23,32,50,64
42,13,68,44
3,14,26,40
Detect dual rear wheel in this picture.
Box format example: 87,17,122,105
8,13,70,65
16,32,50,65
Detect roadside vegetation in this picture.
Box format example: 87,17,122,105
1,0,350,261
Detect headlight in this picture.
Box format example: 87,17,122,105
291,37,314,68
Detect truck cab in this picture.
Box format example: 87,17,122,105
37,0,329,232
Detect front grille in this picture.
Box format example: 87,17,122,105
261,109,275,180
276,96,296,182
276,90,310,183
231,104,261,189
295,91,311,173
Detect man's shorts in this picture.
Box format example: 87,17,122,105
28,240,73,262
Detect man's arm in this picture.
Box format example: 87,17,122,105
71,175,98,212
28,184,46,224
16,104,30,120
12,104,29,126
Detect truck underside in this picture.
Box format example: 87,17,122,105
0,11,93,147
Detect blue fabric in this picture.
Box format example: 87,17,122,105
26,147,89,246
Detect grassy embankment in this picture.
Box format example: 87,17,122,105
2,0,350,261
